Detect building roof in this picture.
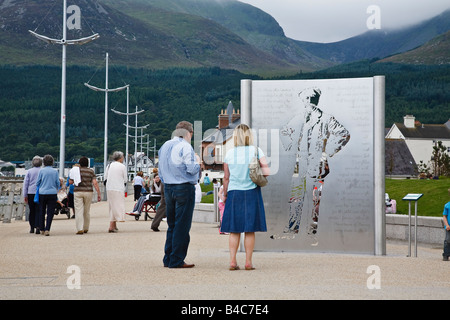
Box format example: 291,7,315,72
0,160,14,167
393,122,450,139
385,139,416,176
202,118,241,144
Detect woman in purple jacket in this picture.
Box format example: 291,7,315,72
23,156,42,234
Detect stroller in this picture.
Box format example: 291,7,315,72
54,185,71,219
54,196,71,219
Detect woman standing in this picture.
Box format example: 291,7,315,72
23,156,42,234
133,171,144,201
221,124,270,270
105,151,127,233
35,155,60,236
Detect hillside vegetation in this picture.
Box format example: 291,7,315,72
0,61,448,162
380,31,450,65
0,1,449,165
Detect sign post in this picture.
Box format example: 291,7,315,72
402,193,423,257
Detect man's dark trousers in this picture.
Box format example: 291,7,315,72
163,183,196,268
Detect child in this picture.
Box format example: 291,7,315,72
442,196,450,261
56,178,67,209
218,184,227,234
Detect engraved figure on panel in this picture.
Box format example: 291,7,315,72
274,88,350,242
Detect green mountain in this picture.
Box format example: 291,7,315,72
379,31,450,65
0,0,330,75
1,0,449,73
117,0,331,70
296,9,450,63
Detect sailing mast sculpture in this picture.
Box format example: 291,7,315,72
84,53,129,176
29,0,99,177
111,90,145,173
126,108,149,174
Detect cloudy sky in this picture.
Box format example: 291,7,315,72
238,0,450,43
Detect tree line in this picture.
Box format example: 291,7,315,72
0,65,245,161
0,62,448,162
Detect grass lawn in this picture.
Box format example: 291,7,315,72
199,177,450,216
385,177,450,217
200,183,215,203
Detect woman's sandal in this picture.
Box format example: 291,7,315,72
245,265,255,270
229,265,240,271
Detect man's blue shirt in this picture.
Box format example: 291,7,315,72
158,137,200,185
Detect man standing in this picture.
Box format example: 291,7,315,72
158,121,200,268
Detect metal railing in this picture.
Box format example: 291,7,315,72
0,179,25,223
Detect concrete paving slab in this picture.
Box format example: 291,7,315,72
1,196,449,301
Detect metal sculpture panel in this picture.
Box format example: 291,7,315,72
248,78,377,253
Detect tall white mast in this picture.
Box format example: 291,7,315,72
29,0,99,177
84,53,128,175
126,107,148,174
111,87,144,172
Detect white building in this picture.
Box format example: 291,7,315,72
385,115,450,170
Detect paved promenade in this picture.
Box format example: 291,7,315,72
1,196,449,301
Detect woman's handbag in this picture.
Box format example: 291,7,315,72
103,163,110,186
249,147,268,187
34,186,39,204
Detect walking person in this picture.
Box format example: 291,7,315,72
104,151,128,233
151,180,166,232
220,124,270,270
71,156,101,235
35,155,60,236
158,121,200,268
23,156,42,234
66,164,78,219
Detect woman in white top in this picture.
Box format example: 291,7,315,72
105,151,128,233
133,171,145,201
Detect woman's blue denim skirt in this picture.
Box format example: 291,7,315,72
220,187,267,233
